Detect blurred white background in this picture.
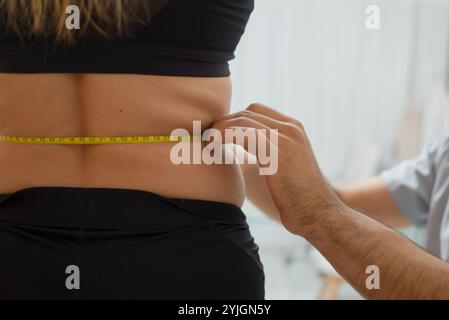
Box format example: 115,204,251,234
230,0,449,299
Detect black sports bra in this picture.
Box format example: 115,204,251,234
0,0,254,77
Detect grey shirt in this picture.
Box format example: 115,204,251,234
381,136,449,260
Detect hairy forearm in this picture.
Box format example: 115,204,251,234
334,178,411,228
304,205,449,299
211,104,449,300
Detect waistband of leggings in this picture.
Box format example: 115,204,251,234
0,187,247,230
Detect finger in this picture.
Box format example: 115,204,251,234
247,103,303,128
214,110,284,131
212,114,272,133
212,126,279,161
210,115,290,150
213,110,298,136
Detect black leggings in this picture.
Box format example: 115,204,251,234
0,187,264,300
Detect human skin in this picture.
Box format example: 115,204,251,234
0,74,245,206
213,103,449,299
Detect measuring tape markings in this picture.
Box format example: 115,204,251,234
0,135,203,145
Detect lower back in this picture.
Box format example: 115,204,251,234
0,74,245,206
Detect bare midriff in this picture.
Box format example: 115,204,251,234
0,74,245,206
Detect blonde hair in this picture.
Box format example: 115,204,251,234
0,0,163,44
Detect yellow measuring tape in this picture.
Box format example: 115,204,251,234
0,135,202,145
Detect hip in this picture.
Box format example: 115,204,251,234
0,187,264,299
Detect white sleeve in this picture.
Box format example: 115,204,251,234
380,138,448,226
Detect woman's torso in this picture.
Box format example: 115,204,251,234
0,73,246,206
